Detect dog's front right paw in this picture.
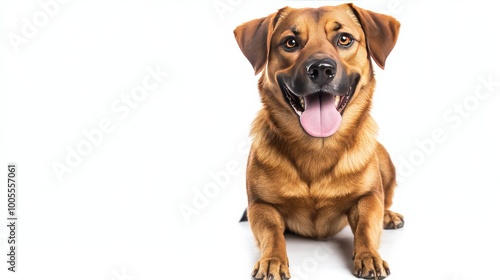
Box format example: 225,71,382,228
252,257,290,280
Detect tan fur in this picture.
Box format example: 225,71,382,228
235,4,404,279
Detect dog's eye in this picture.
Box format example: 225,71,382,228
337,33,354,48
282,37,299,52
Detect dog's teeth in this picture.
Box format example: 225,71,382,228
300,97,304,108
334,96,341,107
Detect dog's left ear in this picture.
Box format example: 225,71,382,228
233,11,280,75
348,4,400,69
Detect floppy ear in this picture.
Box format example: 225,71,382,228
348,4,400,69
233,12,278,75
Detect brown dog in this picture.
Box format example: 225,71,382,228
234,3,403,280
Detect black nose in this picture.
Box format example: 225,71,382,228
306,59,336,86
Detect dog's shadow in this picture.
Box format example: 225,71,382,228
285,231,354,273
240,209,354,273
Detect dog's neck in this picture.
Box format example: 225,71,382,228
251,80,379,182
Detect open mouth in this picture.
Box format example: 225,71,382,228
279,76,359,137
280,82,356,117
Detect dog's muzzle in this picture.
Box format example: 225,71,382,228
279,58,360,138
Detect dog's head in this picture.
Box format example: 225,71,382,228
234,4,399,138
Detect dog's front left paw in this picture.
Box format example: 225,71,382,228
252,257,290,280
353,251,390,279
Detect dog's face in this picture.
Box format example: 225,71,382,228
235,4,399,138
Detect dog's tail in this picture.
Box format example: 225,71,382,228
239,208,248,222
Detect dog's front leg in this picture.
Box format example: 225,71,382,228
248,203,291,280
348,192,390,279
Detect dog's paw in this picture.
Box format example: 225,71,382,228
353,251,390,279
383,210,404,229
252,257,290,280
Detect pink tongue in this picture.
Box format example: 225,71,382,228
300,93,342,137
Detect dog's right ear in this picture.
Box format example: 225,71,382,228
234,11,279,75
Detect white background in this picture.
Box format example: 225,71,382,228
1,1,499,280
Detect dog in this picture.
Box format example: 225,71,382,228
234,3,403,280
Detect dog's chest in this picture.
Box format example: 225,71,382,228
281,179,357,238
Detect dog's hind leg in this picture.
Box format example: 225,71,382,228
376,143,405,229
239,208,248,222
